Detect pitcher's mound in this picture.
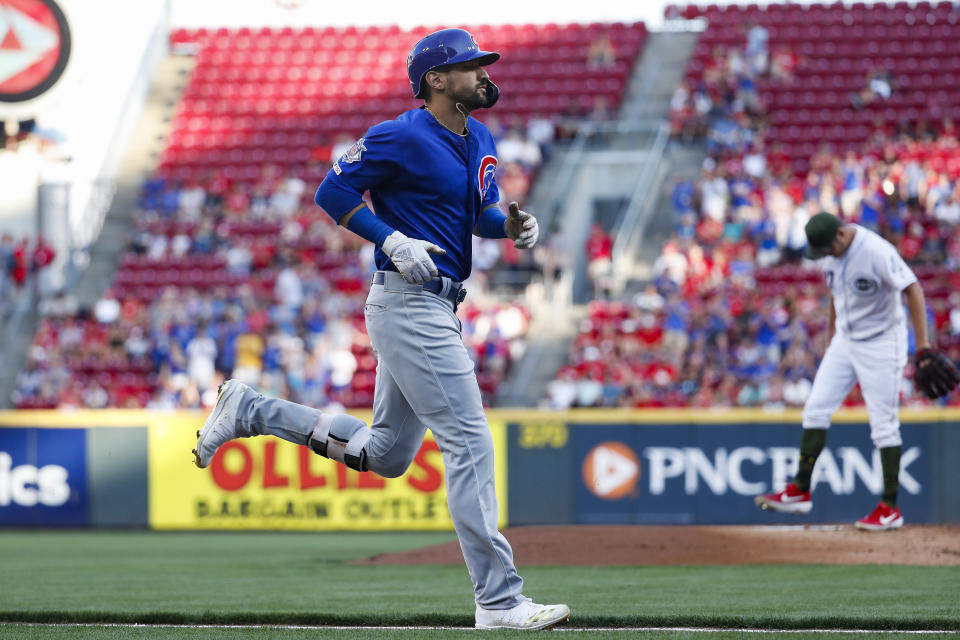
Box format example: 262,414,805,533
357,525,960,566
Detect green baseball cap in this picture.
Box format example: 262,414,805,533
804,212,842,259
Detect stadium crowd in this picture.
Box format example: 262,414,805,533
540,2,960,410
11,110,564,410
19,13,960,413
11,19,650,410
0,234,57,318
545,118,960,410
668,18,776,144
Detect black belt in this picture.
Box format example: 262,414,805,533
372,271,467,309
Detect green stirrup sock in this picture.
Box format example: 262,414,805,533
794,428,827,492
880,446,902,508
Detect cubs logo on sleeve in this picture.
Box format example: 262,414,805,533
478,155,497,200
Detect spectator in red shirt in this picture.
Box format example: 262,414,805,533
586,222,613,299
11,239,28,287
32,236,55,271
32,235,56,296
769,45,800,81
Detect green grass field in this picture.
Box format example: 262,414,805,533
1,530,958,639
2,629,958,640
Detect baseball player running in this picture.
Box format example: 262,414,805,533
192,28,569,630
755,212,958,530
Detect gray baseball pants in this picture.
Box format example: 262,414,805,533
229,270,524,609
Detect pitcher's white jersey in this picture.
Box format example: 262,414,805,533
819,225,917,341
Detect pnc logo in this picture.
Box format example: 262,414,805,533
0,0,72,103
582,441,640,500
0,451,70,507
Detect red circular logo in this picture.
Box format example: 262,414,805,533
582,441,640,500
0,0,71,103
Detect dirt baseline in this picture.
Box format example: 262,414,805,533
357,525,960,566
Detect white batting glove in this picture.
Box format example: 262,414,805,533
504,201,539,249
381,230,446,285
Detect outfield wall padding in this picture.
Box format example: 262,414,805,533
1,409,957,528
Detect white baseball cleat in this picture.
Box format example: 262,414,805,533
475,597,570,630
192,379,247,469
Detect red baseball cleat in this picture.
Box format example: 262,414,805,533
855,502,904,531
754,482,812,514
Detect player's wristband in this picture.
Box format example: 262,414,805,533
315,178,394,247
475,206,508,239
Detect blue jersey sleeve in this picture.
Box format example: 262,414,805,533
475,205,508,238
314,120,407,222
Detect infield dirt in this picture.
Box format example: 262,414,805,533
356,525,960,566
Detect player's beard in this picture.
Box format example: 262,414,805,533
454,81,491,113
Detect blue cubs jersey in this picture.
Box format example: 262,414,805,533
316,107,501,282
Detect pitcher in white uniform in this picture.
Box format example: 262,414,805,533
755,212,934,530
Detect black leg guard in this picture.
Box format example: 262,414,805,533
308,414,370,472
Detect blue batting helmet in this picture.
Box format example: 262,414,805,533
406,28,500,98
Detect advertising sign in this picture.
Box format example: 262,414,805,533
0,427,86,525
149,415,508,530
570,423,934,525
0,0,72,103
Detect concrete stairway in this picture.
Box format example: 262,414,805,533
494,27,704,408
614,29,706,291
621,30,702,122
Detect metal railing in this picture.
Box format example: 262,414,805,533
543,118,667,232
532,118,670,301
610,120,671,274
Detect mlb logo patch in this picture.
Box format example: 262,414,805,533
341,138,366,164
